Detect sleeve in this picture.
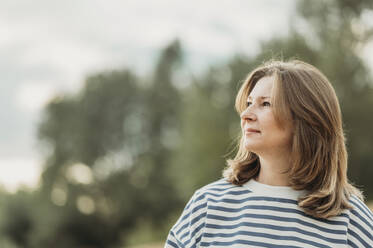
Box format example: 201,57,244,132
164,189,208,248
346,197,373,247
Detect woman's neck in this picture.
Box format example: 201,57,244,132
255,152,291,186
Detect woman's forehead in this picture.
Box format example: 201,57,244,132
247,76,275,99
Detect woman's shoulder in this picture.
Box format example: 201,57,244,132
344,195,373,246
347,195,373,222
348,195,372,213
180,178,244,217
193,177,248,198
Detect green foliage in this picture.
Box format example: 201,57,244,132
0,191,34,246
0,1,372,247
169,57,254,199
32,40,184,247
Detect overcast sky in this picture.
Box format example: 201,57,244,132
1,0,371,192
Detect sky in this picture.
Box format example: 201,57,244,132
1,0,372,193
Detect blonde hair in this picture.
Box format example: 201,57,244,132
223,59,363,219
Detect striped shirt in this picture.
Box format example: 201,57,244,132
165,178,373,248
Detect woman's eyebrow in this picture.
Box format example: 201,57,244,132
247,96,271,100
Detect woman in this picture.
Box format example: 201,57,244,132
165,60,373,247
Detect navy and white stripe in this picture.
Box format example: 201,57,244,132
165,178,373,248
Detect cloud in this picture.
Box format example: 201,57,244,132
15,80,57,113
0,0,297,192
0,0,296,77
0,157,42,193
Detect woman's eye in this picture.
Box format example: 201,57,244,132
246,102,252,107
263,101,271,107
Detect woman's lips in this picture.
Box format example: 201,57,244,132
244,128,260,135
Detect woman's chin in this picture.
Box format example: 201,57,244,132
243,142,259,152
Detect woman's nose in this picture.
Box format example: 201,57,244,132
240,107,257,121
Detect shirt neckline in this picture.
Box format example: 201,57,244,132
243,178,308,199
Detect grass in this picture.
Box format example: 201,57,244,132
128,242,163,248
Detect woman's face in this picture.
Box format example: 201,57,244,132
240,76,293,154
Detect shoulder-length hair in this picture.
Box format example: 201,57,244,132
223,59,363,219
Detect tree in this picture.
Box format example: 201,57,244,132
34,41,185,247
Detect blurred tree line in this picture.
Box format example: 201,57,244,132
1,0,372,247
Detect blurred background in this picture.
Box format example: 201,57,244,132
1,0,373,247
